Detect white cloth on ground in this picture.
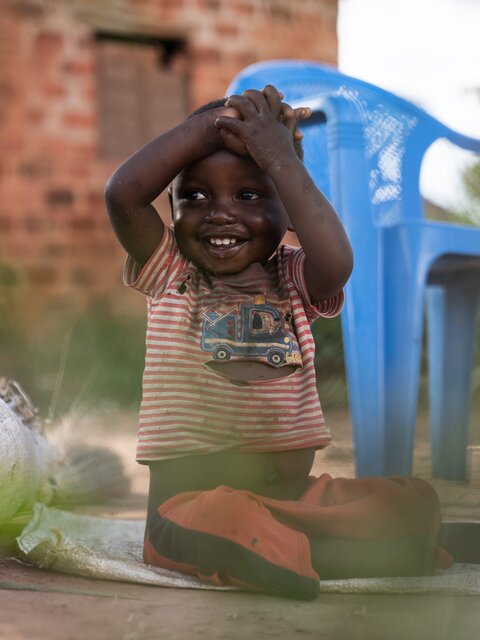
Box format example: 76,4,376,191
17,503,480,595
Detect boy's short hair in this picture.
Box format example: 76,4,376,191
189,99,228,118
189,98,304,161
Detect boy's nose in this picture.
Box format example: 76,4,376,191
205,206,237,225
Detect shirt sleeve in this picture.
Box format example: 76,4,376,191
123,226,187,298
280,245,344,323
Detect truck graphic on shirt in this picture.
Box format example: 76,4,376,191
200,302,301,366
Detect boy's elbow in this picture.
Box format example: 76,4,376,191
104,172,130,220
329,249,354,298
342,247,354,285
334,242,353,289
105,176,134,235
104,173,120,208
330,257,353,298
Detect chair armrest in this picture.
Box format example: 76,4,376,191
293,93,365,147
293,94,373,236
442,127,480,153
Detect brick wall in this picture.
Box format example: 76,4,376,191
0,0,338,330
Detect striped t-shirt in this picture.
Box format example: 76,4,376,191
125,226,343,462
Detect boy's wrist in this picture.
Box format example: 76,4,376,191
261,144,300,175
193,106,243,154
193,109,226,154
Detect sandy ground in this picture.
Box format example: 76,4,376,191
1,406,480,640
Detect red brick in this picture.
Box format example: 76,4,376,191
45,188,75,207
69,217,96,232
160,0,184,9
26,107,45,125
10,1,47,18
0,0,338,322
202,0,220,11
229,51,256,68
215,23,240,38
34,32,64,60
43,82,66,98
190,46,222,64
26,265,57,286
232,2,255,16
62,60,95,75
0,81,15,103
43,243,67,258
25,216,54,233
63,112,96,129
0,215,13,232
70,268,95,286
87,191,105,209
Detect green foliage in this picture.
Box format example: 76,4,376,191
312,316,348,408
0,306,146,417
311,313,480,409
1,297,475,418
0,302,348,416
456,152,480,225
463,161,480,203
0,263,19,287
424,199,479,227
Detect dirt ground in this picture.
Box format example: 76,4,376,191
1,406,480,640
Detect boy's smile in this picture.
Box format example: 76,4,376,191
171,151,290,275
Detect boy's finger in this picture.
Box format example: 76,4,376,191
219,105,242,120
214,114,245,134
262,84,283,100
279,103,306,143
225,94,259,118
241,89,268,114
279,104,294,123
293,106,312,121
280,103,297,135
219,129,250,157
262,84,283,116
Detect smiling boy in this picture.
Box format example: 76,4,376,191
105,86,449,599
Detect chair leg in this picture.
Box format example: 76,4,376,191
427,282,480,481
382,284,426,477
341,301,386,477
342,277,425,477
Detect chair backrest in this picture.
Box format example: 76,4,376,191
227,60,449,228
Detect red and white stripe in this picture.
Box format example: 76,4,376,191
124,227,343,462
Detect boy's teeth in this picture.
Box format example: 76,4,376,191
209,238,238,246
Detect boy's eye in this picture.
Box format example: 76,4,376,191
239,190,259,201
185,190,207,201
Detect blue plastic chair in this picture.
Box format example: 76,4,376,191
227,61,480,479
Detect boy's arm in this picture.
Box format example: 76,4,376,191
215,87,353,303
104,109,233,268
269,151,353,303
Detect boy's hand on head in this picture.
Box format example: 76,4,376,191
215,105,250,157
281,105,311,140
214,85,310,170
280,103,311,160
262,84,311,141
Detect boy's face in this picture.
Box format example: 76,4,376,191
170,151,290,275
